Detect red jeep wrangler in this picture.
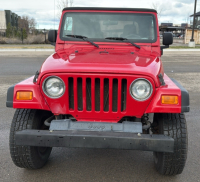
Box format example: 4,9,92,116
7,7,189,175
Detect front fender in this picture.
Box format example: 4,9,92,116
145,74,190,114
6,76,50,111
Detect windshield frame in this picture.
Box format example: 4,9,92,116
60,12,158,43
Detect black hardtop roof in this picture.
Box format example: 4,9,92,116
63,7,157,13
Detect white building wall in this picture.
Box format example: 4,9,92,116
0,11,7,32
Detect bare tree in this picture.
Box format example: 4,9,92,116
18,16,29,33
29,18,37,33
57,0,74,19
18,16,37,34
151,2,165,19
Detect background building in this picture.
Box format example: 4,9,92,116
190,11,200,29
0,11,7,33
159,23,187,38
5,10,19,28
0,10,20,33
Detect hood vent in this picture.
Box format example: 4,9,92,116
99,48,115,50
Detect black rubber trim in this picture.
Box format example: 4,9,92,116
158,73,165,86
170,78,190,113
33,71,39,83
15,129,174,152
63,7,157,13
160,45,169,55
6,76,34,108
6,85,15,107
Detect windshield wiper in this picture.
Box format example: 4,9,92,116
105,37,140,49
66,35,99,48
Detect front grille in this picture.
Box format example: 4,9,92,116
68,77,127,112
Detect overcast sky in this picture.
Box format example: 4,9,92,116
0,0,200,29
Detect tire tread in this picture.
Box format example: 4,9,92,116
9,109,52,169
154,113,188,175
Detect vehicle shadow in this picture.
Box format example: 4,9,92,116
20,148,182,182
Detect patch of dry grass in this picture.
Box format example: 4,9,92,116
0,34,49,44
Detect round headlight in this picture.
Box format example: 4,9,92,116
43,76,65,98
130,79,152,101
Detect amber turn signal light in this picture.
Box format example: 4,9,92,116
162,95,178,105
16,91,33,100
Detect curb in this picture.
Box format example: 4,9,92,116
0,49,54,52
165,49,200,52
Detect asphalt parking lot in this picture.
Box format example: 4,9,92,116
0,50,200,182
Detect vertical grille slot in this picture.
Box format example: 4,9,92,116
112,79,118,112
86,78,92,111
95,78,100,111
68,77,74,110
121,79,127,112
77,78,83,111
104,78,109,111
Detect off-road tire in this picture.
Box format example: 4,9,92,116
153,113,188,175
9,109,53,169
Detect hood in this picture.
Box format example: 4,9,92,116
39,47,162,87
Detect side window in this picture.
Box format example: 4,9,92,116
63,17,73,36
151,20,155,40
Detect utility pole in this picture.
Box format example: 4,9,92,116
191,0,197,41
21,28,23,44
188,0,197,47
44,28,46,43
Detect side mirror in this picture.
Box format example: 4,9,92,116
161,32,173,55
163,32,173,45
48,30,57,46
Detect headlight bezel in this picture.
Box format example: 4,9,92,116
42,76,65,99
129,78,153,101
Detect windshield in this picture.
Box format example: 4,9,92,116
60,12,157,43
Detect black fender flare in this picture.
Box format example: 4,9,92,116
170,78,190,112
6,85,15,107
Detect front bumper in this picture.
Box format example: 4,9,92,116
15,130,174,153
